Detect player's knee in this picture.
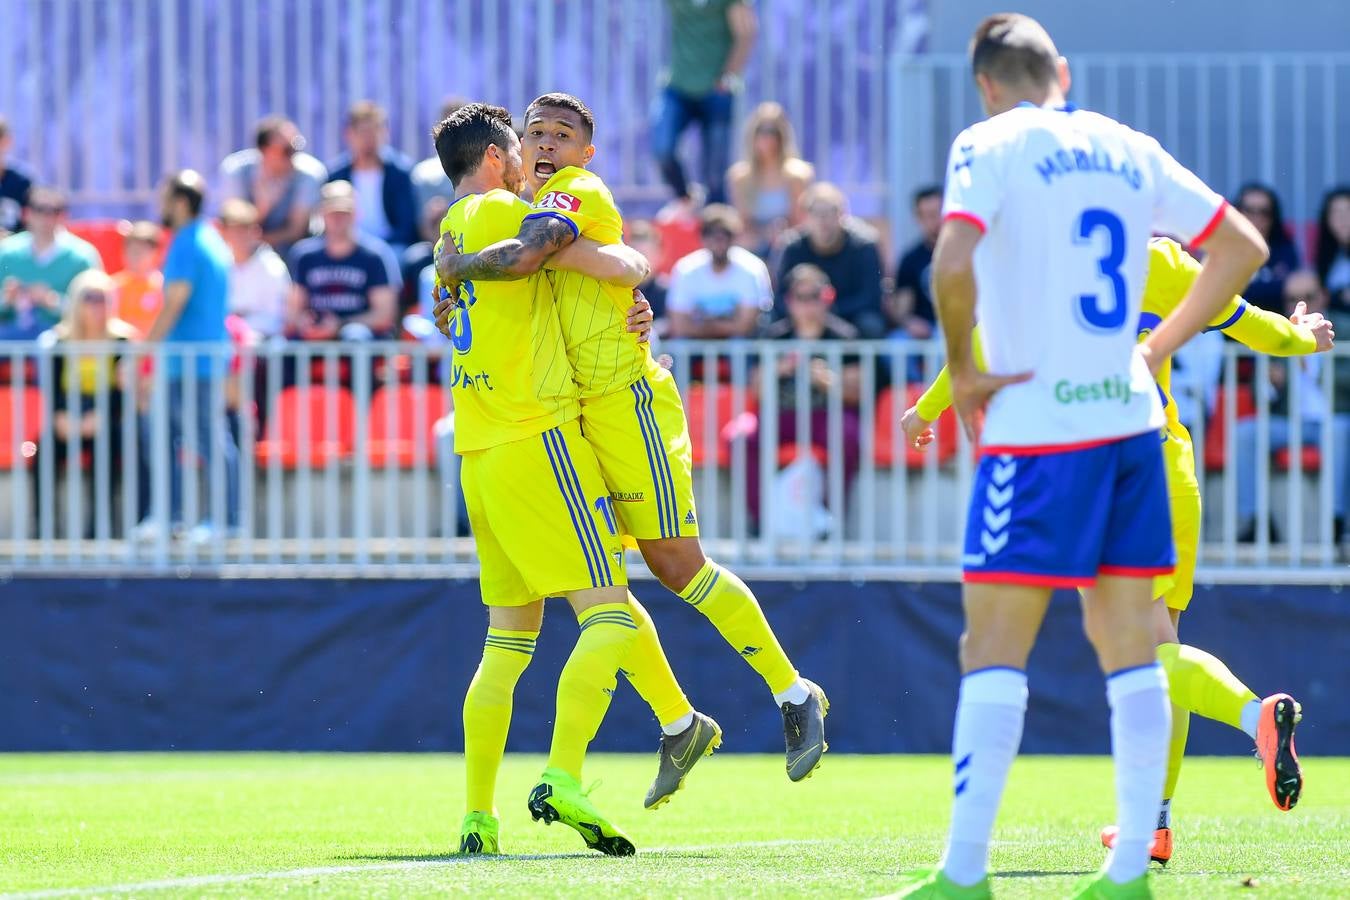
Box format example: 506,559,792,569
640,539,707,594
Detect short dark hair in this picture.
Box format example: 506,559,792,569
165,170,207,216
526,92,595,141
969,13,1059,88
699,203,743,236
254,115,292,150
913,185,943,207
432,103,517,187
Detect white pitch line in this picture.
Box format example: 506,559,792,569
3,839,829,898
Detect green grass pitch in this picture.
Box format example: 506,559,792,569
2,753,1347,898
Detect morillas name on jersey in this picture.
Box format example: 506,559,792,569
534,191,582,213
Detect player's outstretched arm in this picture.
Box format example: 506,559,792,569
1141,207,1268,374
551,239,651,288
435,215,577,285
932,220,1030,443
1224,301,1333,356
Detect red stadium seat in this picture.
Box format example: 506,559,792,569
1202,385,1256,472
255,386,356,469
0,386,44,469
368,384,449,468
1274,444,1322,473
874,384,958,469
685,382,753,467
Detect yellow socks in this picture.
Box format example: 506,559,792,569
1163,702,1190,814
679,560,799,698
463,627,537,814
620,593,695,730
548,602,638,780
1157,642,1259,731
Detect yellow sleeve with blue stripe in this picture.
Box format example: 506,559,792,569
1145,237,1316,356
526,166,623,245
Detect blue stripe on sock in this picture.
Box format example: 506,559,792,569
484,640,534,655
637,379,680,537
580,612,637,631
955,777,969,797
542,428,600,588
552,427,614,587
955,753,972,775
1106,662,1161,681
681,568,714,604
691,570,720,606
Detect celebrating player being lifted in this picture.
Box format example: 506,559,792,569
903,236,1323,867
432,103,695,858
889,14,1268,900
436,93,829,789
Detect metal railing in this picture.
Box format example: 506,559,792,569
0,0,907,218
1,339,1346,581
887,52,1350,250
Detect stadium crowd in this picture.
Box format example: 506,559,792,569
0,0,1348,545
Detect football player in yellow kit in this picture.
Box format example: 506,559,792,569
436,93,830,791
903,236,1332,864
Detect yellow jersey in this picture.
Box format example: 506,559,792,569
527,166,663,398
916,237,1317,491
438,189,580,453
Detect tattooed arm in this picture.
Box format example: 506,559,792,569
435,215,577,286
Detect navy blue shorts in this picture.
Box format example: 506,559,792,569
961,430,1175,588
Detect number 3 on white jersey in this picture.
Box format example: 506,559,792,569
1073,208,1128,334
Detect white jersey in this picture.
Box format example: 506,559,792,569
941,103,1225,451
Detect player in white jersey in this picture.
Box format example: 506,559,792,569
892,14,1268,900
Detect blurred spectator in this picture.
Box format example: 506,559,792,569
137,170,239,544
327,101,418,251
411,97,466,213
888,185,942,338
726,102,814,257
1234,270,1350,543
0,115,34,238
218,116,327,255
400,195,451,315
0,187,102,340
774,183,886,337
667,204,770,340
747,264,862,530
629,220,669,326
111,220,164,337
652,0,757,206
219,199,290,342
1315,186,1350,314
287,181,399,341
1235,183,1300,313
40,270,144,537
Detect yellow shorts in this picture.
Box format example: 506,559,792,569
1154,432,1202,610
461,419,626,607
580,370,699,542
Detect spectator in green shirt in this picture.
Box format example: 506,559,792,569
0,187,103,339
651,0,757,206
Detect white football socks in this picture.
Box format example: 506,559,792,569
1239,699,1261,740
773,679,811,707
662,712,695,736
1104,664,1171,885
940,668,1029,887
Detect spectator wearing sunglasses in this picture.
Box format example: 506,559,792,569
0,186,103,340
667,203,772,340
219,116,328,255
1235,182,1302,313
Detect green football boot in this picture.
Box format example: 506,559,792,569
885,866,993,899
527,768,635,856
1069,871,1152,899
457,810,500,855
